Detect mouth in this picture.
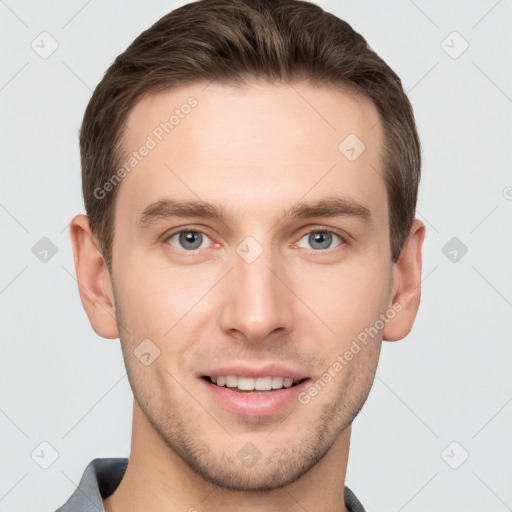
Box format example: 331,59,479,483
201,375,310,393
199,371,312,416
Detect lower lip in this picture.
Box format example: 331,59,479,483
200,378,310,417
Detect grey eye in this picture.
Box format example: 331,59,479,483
296,231,342,251
167,231,210,251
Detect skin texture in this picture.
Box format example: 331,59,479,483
70,81,425,512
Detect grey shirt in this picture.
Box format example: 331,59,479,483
54,458,366,512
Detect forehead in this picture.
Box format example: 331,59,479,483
117,81,386,227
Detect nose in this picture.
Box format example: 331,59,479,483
218,239,293,343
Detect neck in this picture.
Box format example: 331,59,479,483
103,400,351,512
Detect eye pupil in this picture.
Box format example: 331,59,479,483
309,231,332,250
179,231,202,250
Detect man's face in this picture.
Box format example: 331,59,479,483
111,81,394,490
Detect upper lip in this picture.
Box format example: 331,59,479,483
200,364,309,381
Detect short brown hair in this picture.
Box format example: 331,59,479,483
80,0,421,270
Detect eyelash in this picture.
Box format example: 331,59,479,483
163,226,346,253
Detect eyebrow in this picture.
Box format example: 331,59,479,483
137,195,372,227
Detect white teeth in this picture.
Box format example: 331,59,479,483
271,376,284,389
283,377,293,388
238,376,255,390
255,377,272,390
225,375,238,387
209,375,300,391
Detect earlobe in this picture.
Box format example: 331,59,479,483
69,214,120,339
383,218,425,342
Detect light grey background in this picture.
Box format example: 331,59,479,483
1,1,511,511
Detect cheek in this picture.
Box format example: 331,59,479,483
295,257,392,346
114,254,191,336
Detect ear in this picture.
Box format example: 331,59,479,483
383,218,425,341
69,214,120,339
